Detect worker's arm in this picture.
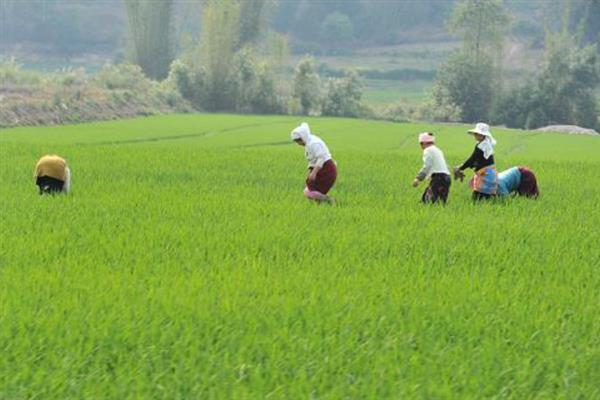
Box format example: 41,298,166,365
308,165,321,182
413,151,433,186
62,167,71,193
414,150,433,186
459,146,480,170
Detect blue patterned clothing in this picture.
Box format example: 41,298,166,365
497,167,522,196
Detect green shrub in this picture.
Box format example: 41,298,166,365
418,94,462,123
169,59,209,110
232,50,285,115
58,68,86,87
493,34,600,130
320,12,354,53
292,57,321,115
248,63,285,115
321,71,364,118
430,52,495,123
168,60,196,103
0,58,45,86
372,102,419,123
94,63,151,90
52,92,63,108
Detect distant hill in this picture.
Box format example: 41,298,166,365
1,0,585,62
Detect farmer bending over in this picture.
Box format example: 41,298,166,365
454,123,498,201
498,166,539,198
35,154,71,195
291,122,337,205
412,132,451,204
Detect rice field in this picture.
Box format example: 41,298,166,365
362,79,432,105
1,114,599,399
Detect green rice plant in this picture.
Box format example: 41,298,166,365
0,114,599,399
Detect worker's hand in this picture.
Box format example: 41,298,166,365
412,178,420,187
453,167,465,182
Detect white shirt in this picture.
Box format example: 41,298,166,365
63,167,71,193
305,136,332,168
417,145,450,180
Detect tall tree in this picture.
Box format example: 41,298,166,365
180,0,281,111
448,0,510,62
432,54,495,122
124,0,174,80
293,57,321,115
238,0,275,48
198,0,241,110
495,30,600,130
428,0,510,122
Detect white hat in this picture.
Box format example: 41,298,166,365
468,122,492,137
291,122,311,142
469,122,497,159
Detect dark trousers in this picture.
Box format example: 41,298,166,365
422,173,451,204
36,176,64,195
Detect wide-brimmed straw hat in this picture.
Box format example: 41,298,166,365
468,122,492,137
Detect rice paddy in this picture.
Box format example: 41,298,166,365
1,114,599,398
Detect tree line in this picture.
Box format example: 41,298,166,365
126,0,363,117
429,0,600,130
123,0,599,129
2,0,597,128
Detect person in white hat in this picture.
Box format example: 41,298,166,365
411,132,451,204
455,122,498,201
35,154,71,195
290,122,337,205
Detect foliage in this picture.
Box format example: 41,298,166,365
320,12,354,52
273,0,454,46
292,57,321,115
0,61,191,128
171,52,284,116
427,0,510,124
167,59,198,104
93,63,151,91
198,0,241,110
1,114,600,397
321,71,364,118
124,0,175,80
264,32,290,68
429,52,495,122
418,95,463,123
173,0,283,113
448,0,511,62
0,0,588,63
232,49,285,115
0,58,46,86
494,31,600,130
571,0,600,46
238,0,277,49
